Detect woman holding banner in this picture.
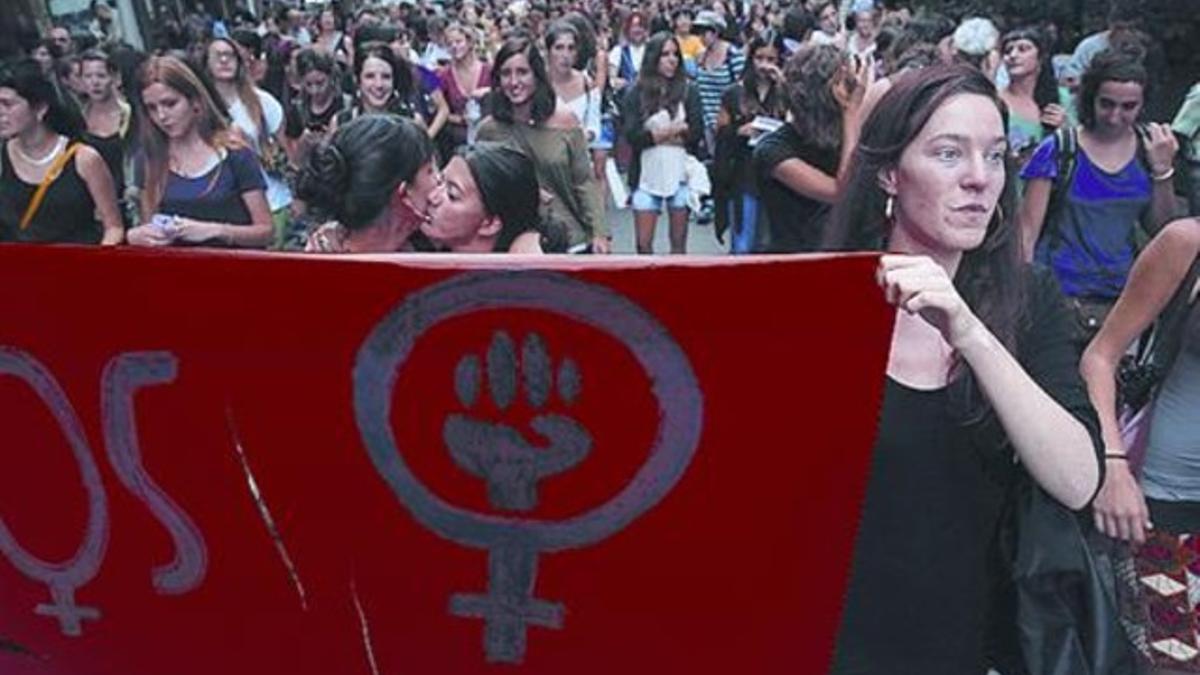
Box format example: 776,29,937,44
824,64,1104,673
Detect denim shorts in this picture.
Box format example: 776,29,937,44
593,116,616,151
631,183,690,212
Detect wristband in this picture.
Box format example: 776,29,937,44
1151,166,1175,182
1105,451,1128,460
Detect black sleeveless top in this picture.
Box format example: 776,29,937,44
0,142,101,244
84,131,125,201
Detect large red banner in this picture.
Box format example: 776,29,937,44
0,247,893,674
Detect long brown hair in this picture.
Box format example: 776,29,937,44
636,32,687,119
136,55,244,218
206,37,266,147
783,43,844,152
825,64,1024,425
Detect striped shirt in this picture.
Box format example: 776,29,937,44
695,44,745,129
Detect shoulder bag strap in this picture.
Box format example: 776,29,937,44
1149,257,1200,376
19,142,81,232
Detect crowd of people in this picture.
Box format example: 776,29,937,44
1,0,1199,672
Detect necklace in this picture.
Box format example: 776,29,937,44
12,135,66,166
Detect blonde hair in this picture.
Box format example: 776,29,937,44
136,55,245,217
444,22,478,45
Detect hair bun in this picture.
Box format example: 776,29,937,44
297,141,350,219
310,143,349,190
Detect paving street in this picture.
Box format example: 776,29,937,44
606,205,728,256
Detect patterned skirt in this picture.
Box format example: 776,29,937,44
1114,499,1200,671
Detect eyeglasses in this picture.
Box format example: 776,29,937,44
210,50,239,62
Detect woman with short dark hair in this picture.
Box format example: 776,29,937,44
0,58,123,245
998,26,1074,166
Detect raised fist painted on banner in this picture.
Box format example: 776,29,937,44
444,331,592,512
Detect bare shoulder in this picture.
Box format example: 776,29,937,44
73,144,106,175
1156,217,1200,253
508,230,545,254
74,143,101,163
545,105,581,132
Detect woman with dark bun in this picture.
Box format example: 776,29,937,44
423,141,564,253
297,114,439,253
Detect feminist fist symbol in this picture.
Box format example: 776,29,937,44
354,271,704,665
444,331,591,512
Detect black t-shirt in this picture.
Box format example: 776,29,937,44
831,269,1104,674
752,123,838,253
284,94,347,139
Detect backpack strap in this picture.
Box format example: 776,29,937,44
1132,122,1159,242
1133,122,1152,172
1042,126,1079,252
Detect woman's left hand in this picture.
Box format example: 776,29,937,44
737,121,761,138
1039,103,1067,129
126,224,175,247
832,54,873,116
172,217,223,244
761,62,784,84
877,254,985,349
590,235,612,254
305,221,349,253
1142,122,1179,176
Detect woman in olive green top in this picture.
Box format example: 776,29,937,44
476,34,609,253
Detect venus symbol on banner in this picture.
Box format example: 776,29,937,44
0,349,207,637
0,347,109,637
354,272,704,664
